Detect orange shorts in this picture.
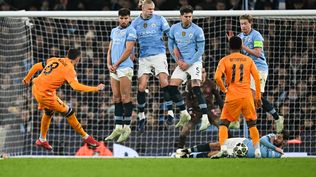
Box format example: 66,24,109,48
32,84,68,113
220,97,257,122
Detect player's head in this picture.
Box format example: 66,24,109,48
180,5,193,26
239,14,253,34
140,0,155,19
274,130,289,147
118,8,131,28
229,36,242,51
67,48,81,60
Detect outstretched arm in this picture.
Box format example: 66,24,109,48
69,81,104,92
23,62,44,86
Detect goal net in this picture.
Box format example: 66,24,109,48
0,11,315,157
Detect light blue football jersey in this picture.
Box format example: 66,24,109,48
169,22,205,65
110,25,137,69
131,14,170,58
244,135,282,158
238,29,268,72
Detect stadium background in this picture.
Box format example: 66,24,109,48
0,0,315,157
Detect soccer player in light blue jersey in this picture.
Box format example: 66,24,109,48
168,6,209,131
105,8,137,143
132,0,174,134
175,130,289,158
227,14,284,133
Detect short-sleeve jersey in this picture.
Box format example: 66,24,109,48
33,58,77,93
238,29,268,72
169,22,205,64
110,25,137,69
131,14,170,58
215,52,259,101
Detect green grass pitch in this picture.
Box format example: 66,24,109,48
0,158,314,177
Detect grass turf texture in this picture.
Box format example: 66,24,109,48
1,158,314,177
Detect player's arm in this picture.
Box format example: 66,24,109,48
167,26,178,61
113,41,136,68
211,82,224,109
22,62,44,86
67,69,104,92
242,34,263,58
106,41,115,73
214,60,227,93
260,135,277,150
69,80,104,92
250,61,262,107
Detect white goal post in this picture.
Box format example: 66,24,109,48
0,10,315,157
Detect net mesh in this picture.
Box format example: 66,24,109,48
0,14,315,156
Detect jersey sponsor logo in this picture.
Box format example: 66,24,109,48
139,30,157,37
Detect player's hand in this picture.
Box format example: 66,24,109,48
180,62,189,71
254,98,262,108
130,54,137,61
173,47,181,60
275,147,284,155
226,31,234,41
97,83,105,91
22,79,30,86
107,64,115,73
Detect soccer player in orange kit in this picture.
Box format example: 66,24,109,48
23,49,105,151
214,36,262,158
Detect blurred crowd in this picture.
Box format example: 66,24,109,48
1,0,316,11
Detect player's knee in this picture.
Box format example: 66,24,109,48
112,95,121,103
44,109,54,116
138,84,147,92
63,107,75,118
246,120,257,128
219,119,230,127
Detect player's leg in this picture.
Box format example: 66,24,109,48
35,108,54,151
32,85,54,150
251,72,284,132
243,97,261,158
105,76,124,141
177,115,198,148
154,54,175,123
187,63,209,131
169,67,191,127
136,57,152,133
117,70,133,143
137,74,149,133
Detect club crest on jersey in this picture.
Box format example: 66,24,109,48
182,31,186,37
189,32,193,38
143,23,147,28
151,23,156,28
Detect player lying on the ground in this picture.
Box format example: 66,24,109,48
175,130,288,158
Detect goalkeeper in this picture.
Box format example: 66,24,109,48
23,49,104,151
176,130,288,158
176,67,224,148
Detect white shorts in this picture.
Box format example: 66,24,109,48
250,70,268,93
110,67,134,81
171,62,202,83
224,138,246,156
138,53,169,78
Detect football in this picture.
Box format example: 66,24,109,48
233,142,248,158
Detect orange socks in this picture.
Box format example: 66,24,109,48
67,114,88,138
219,125,228,145
40,114,52,140
249,126,260,148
